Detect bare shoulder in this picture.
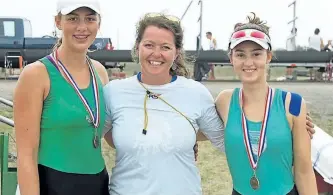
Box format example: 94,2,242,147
18,61,49,85
90,58,109,86
214,89,234,125
215,89,234,104
14,60,50,105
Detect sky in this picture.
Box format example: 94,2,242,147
1,0,332,50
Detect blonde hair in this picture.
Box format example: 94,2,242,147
131,13,191,78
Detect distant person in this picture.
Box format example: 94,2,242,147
322,40,332,51
286,28,297,79
328,40,333,50
308,28,324,51
194,35,210,81
216,12,318,195
286,27,297,51
308,28,324,80
205,31,217,80
13,0,110,194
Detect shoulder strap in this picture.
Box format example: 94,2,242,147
281,90,302,117
39,56,50,65
39,55,59,71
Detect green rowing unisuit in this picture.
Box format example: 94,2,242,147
37,56,106,174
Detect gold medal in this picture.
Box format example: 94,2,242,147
93,135,99,148
250,175,259,190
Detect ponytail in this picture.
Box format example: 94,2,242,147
52,37,62,52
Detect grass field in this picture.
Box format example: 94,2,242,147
1,66,332,195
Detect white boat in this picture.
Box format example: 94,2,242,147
311,125,333,193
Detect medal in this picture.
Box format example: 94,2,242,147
49,50,100,148
239,87,273,190
250,175,259,190
93,129,100,148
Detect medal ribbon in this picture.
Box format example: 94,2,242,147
239,87,272,170
49,50,100,129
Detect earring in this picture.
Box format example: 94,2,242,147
171,63,177,70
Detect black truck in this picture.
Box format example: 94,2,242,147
0,17,120,69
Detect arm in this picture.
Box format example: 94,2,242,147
92,60,115,148
213,38,217,49
196,131,208,141
293,98,318,195
102,82,115,148
320,38,324,50
196,89,232,142
14,62,47,195
196,86,225,152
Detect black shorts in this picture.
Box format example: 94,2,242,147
39,164,109,195
232,185,299,195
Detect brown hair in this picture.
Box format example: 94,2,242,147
234,23,243,30
234,12,270,38
131,13,191,78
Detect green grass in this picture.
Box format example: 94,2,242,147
0,107,13,133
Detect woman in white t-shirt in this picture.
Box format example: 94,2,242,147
102,13,224,195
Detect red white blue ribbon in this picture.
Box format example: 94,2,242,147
239,87,272,170
49,50,100,129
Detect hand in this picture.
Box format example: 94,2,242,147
193,141,198,161
306,112,315,139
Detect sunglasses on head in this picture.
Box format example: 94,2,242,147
229,28,271,50
231,29,270,40
145,12,181,22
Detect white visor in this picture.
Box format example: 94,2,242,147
229,29,271,50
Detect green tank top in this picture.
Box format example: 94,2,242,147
38,56,106,174
225,88,294,195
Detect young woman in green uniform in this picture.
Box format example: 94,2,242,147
13,0,110,194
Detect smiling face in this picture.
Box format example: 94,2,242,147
137,25,178,77
55,7,100,52
230,41,272,84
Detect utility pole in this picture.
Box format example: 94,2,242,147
288,0,298,50
198,0,203,51
180,0,193,21
117,28,119,49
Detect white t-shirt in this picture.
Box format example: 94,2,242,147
209,38,217,50
286,34,296,51
103,75,224,195
308,34,322,51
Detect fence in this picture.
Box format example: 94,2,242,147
0,97,17,195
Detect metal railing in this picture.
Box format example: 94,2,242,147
0,97,18,195
0,97,13,108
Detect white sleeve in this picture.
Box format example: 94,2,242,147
102,82,113,137
196,85,225,153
